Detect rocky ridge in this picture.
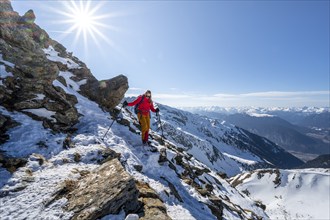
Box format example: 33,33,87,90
0,0,128,133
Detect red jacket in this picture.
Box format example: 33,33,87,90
127,95,156,115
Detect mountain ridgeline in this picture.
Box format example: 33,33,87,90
1,1,328,220
187,107,330,161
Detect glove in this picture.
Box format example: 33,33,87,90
155,108,160,113
123,101,128,107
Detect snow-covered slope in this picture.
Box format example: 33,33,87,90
230,169,330,220
1,75,269,219
144,103,303,176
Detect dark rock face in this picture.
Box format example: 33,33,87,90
0,113,19,144
0,1,128,132
229,128,304,169
222,113,329,155
65,158,139,220
298,154,330,169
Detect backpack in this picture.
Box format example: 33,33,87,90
134,95,145,114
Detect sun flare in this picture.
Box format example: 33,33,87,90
73,11,94,29
55,0,119,53
65,1,97,32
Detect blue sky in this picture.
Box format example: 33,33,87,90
12,0,329,107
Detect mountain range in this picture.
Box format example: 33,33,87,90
0,1,329,220
186,107,330,161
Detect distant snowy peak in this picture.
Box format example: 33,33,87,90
185,106,330,115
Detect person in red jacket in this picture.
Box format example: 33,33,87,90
123,90,159,145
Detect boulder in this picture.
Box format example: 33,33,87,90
69,68,128,111
65,158,139,220
20,9,36,25
97,75,129,110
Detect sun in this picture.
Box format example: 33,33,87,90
55,0,118,53
65,1,98,33
73,10,94,29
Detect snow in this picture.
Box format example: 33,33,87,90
32,94,46,100
151,103,266,177
0,168,11,188
56,71,86,92
0,65,14,78
0,106,65,158
1,75,269,219
0,54,15,68
185,106,330,115
233,169,330,220
0,159,97,220
1,65,327,219
42,46,80,69
0,60,14,87
247,112,274,117
22,108,56,121
223,153,258,165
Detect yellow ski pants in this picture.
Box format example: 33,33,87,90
138,113,150,143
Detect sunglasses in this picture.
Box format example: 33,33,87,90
146,95,151,98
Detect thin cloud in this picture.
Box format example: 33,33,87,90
147,90,329,107
128,87,145,91
154,94,191,99
125,93,139,97
213,93,237,98
241,91,329,97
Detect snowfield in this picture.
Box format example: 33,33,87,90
231,169,330,220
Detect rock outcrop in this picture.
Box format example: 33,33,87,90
64,158,139,220
0,151,27,173
0,0,128,132
136,181,171,220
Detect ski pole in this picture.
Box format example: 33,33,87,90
157,112,165,141
102,105,124,140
